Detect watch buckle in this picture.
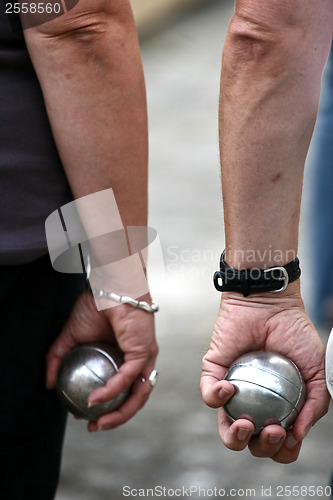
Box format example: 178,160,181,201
263,266,289,293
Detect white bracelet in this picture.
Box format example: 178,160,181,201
90,287,159,314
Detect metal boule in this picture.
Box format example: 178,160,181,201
56,342,130,420
223,351,306,435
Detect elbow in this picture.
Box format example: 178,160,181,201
51,11,111,43
224,12,304,78
227,16,279,64
22,6,141,84
23,2,137,51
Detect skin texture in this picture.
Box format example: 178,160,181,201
220,0,332,268
201,0,333,463
21,0,158,430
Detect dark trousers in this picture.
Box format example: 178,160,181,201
0,255,85,499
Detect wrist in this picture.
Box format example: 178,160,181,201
221,280,303,306
214,250,301,297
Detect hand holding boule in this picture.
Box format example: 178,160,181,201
46,291,158,431
56,342,130,420
201,287,329,463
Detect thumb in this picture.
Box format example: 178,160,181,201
201,351,235,407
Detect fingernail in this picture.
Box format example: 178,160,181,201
237,428,251,441
87,401,98,408
268,434,283,445
285,435,298,449
218,387,231,399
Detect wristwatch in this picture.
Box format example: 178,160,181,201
213,251,301,297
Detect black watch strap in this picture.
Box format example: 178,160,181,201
213,251,301,297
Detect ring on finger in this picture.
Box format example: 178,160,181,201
148,369,158,388
137,369,158,388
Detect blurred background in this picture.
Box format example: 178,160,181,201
56,1,333,499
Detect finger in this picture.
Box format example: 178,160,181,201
267,402,314,464
248,385,324,463
291,380,329,441
270,429,303,464
87,357,150,405
248,425,286,458
201,377,235,408
90,374,154,430
217,408,254,451
201,357,232,408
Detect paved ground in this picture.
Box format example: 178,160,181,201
56,2,333,499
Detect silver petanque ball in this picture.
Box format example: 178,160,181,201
56,342,130,420
223,351,306,435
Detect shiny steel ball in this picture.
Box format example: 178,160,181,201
56,342,130,420
223,351,306,435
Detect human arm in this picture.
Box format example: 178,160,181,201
201,0,333,462
21,0,158,430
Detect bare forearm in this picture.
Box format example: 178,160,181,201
220,0,332,268
22,1,148,227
